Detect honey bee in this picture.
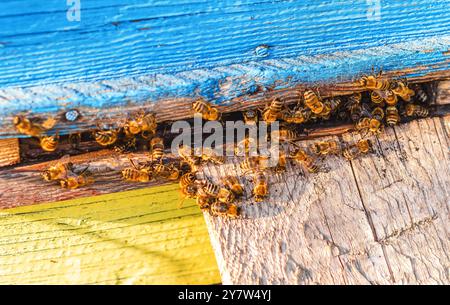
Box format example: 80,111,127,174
392,80,414,102
179,172,196,189
346,93,364,122
342,139,372,160
40,133,59,152
252,171,269,202
198,180,221,198
384,90,398,106
358,73,392,90
270,128,297,142
60,166,94,189
321,97,342,119
209,201,240,219
290,149,319,173
385,106,400,126
370,107,384,131
178,145,201,170
304,90,324,114
121,159,154,182
192,99,221,121
243,109,259,125
413,85,428,104
310,140,340,156
13,115,56,137
240,156,260,175
405,104,429,117
179,183,199,208
196,195,216,211
41,155,73,182
356,117,383,136
124,111,157,138
370,91,384,104
221,176,244,197
261,97,285,123
235,136,257,156
283,107,311,124
199,147,225,164
150,137,165,162
93,129,119,146
217,187,235,203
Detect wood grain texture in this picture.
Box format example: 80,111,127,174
202,116,449,284
0,138,20,167
0,1,449,138
0,150,170,209
0,184,221,284
436,80,450,105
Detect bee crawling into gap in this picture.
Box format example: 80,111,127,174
60,165,94,190
93,124,120,147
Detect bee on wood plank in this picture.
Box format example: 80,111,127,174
121,158,154,182
152,163,179,180
199,147,225,164
405,104,429,118
93,128,119,147
243,109,259,125
209,201,240,219
40,133,59,152
41,155,73,182
342,139,372,160
385,106,400,126
150,137,165,162
221,176,244,198
124,111,157,139
290,148,319,173
261,97,285,123
252,171,269,202
196,195,216,211
235,136,257,156
192,99,221,121
239,156,260,175
13,115,56,137
178,145,201,171
198,180,221,198
303,90,324,115
392,80,414,102
60,166,94,189
358,71,392,91
355,116,383,136
310,140,340,156
282,107,311,124
217,187,236,204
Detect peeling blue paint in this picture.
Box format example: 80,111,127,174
0,1,449,138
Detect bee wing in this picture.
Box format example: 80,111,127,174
360,103,372,117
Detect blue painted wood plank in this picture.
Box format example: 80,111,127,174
0,1,449,138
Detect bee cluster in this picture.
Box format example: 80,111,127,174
13,72,432,219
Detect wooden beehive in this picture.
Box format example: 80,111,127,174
0,0,448,284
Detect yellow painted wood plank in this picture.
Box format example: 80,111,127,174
0,184,221,284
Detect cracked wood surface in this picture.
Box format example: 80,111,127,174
202,116,449,284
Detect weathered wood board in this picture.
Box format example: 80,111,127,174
202,116,449,284
0,138,20,167
0,184,221,284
